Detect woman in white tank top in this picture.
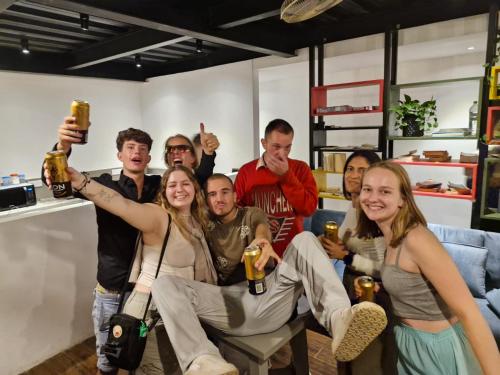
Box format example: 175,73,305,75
65,164,217,375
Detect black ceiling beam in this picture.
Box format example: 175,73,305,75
0,46,145,80
0,1,15,13
29,0,295,58
143,47,264,78
209,0,282,29
66,29,189,69
301,0,491,48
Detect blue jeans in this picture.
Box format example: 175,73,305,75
92,288,121,372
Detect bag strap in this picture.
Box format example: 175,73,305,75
141,213,172,321
117,232,144,311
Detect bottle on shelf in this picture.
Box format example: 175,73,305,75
468,100,478,135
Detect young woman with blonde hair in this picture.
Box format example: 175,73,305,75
357,161,499,374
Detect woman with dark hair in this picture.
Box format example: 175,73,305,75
319,150,396,375
48,164,218,375
358,161,498,375
320,150,383,298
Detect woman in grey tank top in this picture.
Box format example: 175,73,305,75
356,161,498,375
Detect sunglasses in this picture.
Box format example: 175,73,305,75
166,144,193,154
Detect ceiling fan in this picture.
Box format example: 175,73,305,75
281,0,343,23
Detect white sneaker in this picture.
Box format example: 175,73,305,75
185,354,239,375
330,301,387,362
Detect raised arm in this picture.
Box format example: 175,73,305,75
407,227,500,375
67,168,164,235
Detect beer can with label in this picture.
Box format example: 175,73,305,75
45,151,73,198
324,220,339,243
359,276,375,302
243,244,267,295
71,100,90,144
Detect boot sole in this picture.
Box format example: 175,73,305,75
333,302,387,362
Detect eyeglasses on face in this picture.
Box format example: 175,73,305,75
166,144,193,154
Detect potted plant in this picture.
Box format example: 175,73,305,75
390,94,438,137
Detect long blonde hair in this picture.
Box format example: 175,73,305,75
357,161,427,247
156,165,209,239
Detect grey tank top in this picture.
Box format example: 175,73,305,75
381,244,452,321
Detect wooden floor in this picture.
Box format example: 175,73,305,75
22,330,337,375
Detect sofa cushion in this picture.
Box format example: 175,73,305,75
476,298,500,346
304,209,346,236
486,289,500,318
442,242,488,298
429,223,500,290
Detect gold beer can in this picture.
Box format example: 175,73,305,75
71,100,90,144
45,151,73,198
359,276,375,302
243,244,267,295
324,220,339,243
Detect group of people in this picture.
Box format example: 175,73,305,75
43,116,498,375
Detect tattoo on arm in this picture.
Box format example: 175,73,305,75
84,182,119,203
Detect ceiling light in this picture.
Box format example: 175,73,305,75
21,38,29,54
467,46,475,51
80,13,89,31
135,54,142,68
196,39,203,53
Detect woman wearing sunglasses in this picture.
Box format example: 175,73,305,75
164,123,219,187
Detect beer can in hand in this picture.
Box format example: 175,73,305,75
244,244,267,295
45,150,73,198
71,100,90,144
359,276,375,302
324,220,339,243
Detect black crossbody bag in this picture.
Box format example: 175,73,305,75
103,215,171,371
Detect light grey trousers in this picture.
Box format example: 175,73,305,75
151,231,351,372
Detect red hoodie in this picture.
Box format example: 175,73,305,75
234,157,318,256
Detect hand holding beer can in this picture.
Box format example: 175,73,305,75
45,150,73,198
243,244,267,295
324,220,339,243
71,100,90,144
358,276,375,302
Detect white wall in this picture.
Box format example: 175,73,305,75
256,14,488,227
140,60,255,173
0,203,98,375
0,71,143,179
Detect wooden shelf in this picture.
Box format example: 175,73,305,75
387,135,478,140
318,192,346,200
311,79,384,117
313,147,381,152
481,212,500,221
411,191,475,200
313,169,342,175
392,159,478,201
313,125,382,131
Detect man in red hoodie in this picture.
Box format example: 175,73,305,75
234,119,318,256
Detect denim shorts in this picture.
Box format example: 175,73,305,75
92,287,121,372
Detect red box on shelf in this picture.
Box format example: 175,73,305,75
311,79,384,116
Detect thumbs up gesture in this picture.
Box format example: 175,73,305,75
199,122,220,155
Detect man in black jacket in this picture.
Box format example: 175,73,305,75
44,117,161,375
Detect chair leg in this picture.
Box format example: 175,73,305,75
289,328,309,375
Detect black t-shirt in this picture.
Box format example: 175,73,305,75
91,172,161,290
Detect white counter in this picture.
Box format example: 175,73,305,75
0,198,98,374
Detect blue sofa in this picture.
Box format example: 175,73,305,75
304,209,500,346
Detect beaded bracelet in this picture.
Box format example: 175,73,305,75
74,172,90,193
